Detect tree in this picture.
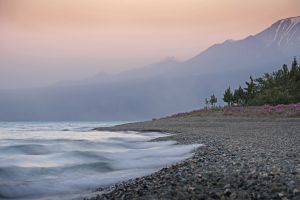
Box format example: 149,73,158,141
204,98,209,109
222,57,300,106
282,64,289,82
223,87,233,106
209,94,217,108
244,76,257,104
233,86,245,105
290,57,299,81
289,57,300,102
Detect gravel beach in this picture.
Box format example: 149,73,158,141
91,115,300,200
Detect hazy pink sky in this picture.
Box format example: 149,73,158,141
0,0,299,89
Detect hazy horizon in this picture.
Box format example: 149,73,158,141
0,0,300,89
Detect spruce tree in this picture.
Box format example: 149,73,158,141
223,87,233,106
220,57,300,106
244,76,257,104
209,94,217,108
290,57,299,81
233,86,245,105
290,57,300,102
205,98,209,108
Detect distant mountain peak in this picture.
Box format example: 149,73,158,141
255,16,300,51
273,16,300,45
278,16,300,24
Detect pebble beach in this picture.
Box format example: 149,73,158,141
91,114,300,200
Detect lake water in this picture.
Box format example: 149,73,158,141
0,122,200,199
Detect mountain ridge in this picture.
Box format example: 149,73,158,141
0,16,299,120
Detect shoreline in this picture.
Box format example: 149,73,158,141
90,115,300,200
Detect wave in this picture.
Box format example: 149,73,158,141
0,122,202,200
0,161,112,181
0,144,52,155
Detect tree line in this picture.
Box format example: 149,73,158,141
222,57,300,106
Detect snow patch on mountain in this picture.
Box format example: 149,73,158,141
277,17,300,46
255,16,300,53
290,16,300,26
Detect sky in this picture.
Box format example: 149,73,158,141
0,0,299,89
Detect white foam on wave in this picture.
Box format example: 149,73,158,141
0,122,203,200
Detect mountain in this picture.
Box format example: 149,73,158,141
182,16,300,75
256,16,300,53
0,17,299,121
